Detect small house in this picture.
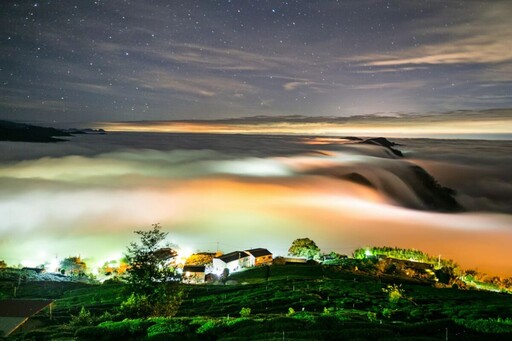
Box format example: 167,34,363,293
245,248,273,266
213,251,251,274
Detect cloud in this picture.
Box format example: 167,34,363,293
1,136,512,275
132,70,257,98
100,108,512,137
350,2,512,67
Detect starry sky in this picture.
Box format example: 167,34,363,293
1,0,512,125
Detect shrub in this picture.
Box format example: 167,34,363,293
382,307,394,319
291,311,315,322
240,307,251,317
96,311,114,323
196,320,220,335
147,320,188,338
75,326,105,339
96,319,153,339
120,293,152,318
367,311,378,322
382,284,405,305
287,307,295,316
226,317,251,327
455,318,512,333
69,306,93,327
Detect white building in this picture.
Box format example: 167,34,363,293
213,248,273,275
213,251,251,275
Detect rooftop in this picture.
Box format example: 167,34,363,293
216,251,250,263
246,248,272,258
183,265,206,273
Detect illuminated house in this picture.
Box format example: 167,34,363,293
245,248,273,266
213,251,251,274
213,249,273,274
182,265,206,284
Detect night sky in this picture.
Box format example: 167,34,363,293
1,0,512,125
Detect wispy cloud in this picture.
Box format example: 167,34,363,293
100,108,512,137
351,2,512,67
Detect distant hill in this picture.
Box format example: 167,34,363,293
0,120,105,142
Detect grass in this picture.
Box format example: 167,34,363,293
3,265,512,340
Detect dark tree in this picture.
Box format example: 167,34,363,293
221,268,230,284
288,238,321,260
59,256,86,276
123,223,182,317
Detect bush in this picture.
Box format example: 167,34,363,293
120,293,152,318
94,319,153,339
367,311,378,322
383,284,405,305
225,317,251,327
147,319,188,338
239,307,251,317
292,311,315,322
196,320,220,335
69,306,93,327
75,326,105,339
455,318,512,333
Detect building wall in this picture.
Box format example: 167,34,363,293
213,258,227,275
254,255,273,266
226,257,251,273
183,271,205,284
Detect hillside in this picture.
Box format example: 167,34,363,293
0,120,105,142
2,264,512,340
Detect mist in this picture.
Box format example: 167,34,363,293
0,133,511,276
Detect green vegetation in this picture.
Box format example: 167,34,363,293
60,256,87,276
288,237,321,260
3,237,512,340
2,263,512,339
239,307,251,317
353,246,458,269
382,284,405,304
123,224,182,317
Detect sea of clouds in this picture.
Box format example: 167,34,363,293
0,133,511,275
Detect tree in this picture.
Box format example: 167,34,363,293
220,268,230,284
0,260,6,268
185,253,214,266
60,256,87,276
382,284,404,305
123,223,182,317
288,238,321,260
99,259,129,277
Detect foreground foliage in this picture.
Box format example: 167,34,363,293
123,224,182,317
3,262,512,339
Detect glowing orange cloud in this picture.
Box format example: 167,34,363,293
98,112,512,137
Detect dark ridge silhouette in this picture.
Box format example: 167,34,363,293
304,164,462,212
361,137,403,157
338,172,376,189
409,165,463,212
0,120,105,142
0,120,70,142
